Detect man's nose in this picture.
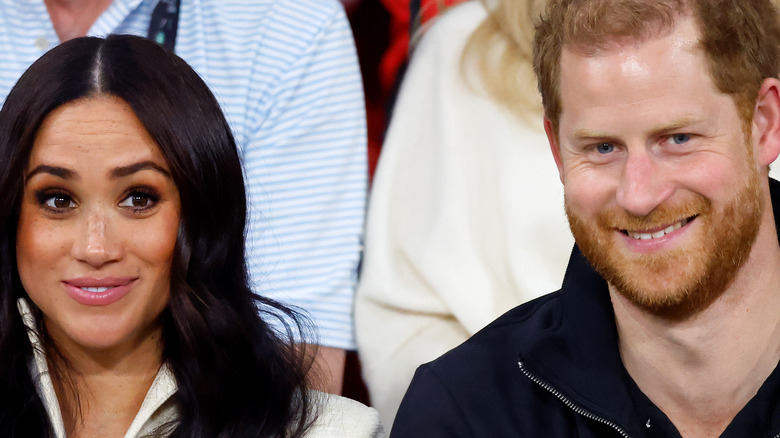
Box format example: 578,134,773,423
615,149,675,217
70,207,121,268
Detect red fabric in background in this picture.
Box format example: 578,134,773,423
341,0,467,404
380,0,465,93
346,0,465,181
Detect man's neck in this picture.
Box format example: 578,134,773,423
614,211,780,438
44,0,114,42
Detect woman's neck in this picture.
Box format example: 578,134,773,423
46,324,164,437
53,366,161,437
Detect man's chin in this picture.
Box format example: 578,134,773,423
602,258,709,319
609,277,708,320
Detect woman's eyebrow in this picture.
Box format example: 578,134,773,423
25,165,73,183
111,160,171,179
25,160,171,183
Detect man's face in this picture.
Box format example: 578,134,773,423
552,17,765,319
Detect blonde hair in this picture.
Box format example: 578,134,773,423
459,0,543,122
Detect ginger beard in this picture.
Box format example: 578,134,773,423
566,143,764,320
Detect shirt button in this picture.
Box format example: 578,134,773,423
34,37,48,51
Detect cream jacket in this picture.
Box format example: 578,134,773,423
18,299,385,437
355,0,575,427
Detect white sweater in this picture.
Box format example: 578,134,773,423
18,299,384,437
355,0,574,427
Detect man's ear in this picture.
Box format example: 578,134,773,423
544,116,565,184
752,77,780,168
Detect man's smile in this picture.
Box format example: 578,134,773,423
620,216,697,240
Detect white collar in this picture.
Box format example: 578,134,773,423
17,298,178,438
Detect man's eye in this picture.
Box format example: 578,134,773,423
670,134,690,144
44,195,75,210
596,143,614,154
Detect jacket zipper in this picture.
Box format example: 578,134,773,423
518,361,631,438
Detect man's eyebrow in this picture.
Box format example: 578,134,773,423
111,161,172,179
25,165,74,183
571,116,705,141
649,116,703,134
572,129,616,141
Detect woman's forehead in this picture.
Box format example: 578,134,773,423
28,96,170,174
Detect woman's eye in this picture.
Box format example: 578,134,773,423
596,143,614,154
670,134,690,144
118,192,157,210
44,194,75,210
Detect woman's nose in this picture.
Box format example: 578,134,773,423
70,207,122,267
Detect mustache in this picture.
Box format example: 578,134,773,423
595,196,711,232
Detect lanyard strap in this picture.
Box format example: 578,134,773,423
410,0,421,40
147,0,180,51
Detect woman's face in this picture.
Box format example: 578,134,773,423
16,96,181,355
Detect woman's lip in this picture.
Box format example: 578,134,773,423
62,278,137,306
63,276,136,288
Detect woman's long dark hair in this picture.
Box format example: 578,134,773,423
0,35,314,437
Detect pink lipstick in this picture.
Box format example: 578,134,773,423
62,277,137,306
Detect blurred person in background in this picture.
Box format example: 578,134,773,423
355,0,573,425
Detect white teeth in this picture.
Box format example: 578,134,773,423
628,218,689,240
81,286,111,293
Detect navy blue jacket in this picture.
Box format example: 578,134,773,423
391,179,780,437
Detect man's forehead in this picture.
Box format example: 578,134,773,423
556,16,729,138
558,16,707,106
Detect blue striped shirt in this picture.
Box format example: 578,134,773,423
0,0,367,349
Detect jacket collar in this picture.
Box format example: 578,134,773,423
517,243,638,432
17,298,178,438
